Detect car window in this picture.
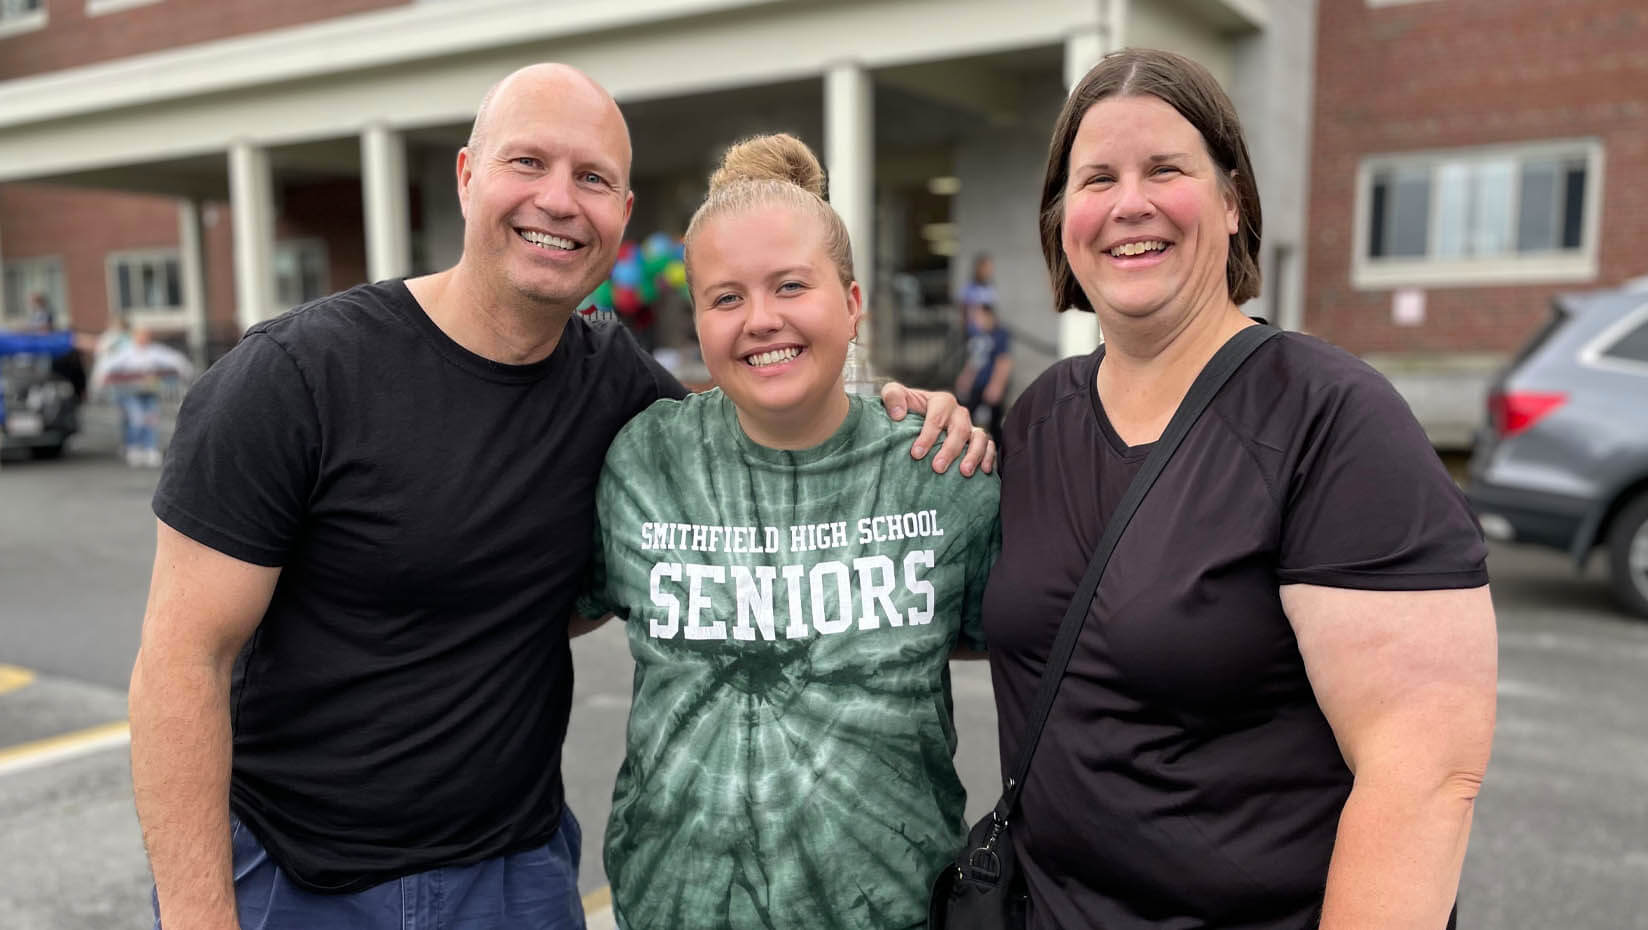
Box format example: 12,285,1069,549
1600,317,1648,364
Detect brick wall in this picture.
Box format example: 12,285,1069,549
0,183,186,336
2,177,374,355
1306,0,1648,356
0,0,407,81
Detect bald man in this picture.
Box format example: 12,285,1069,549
129,65,989,930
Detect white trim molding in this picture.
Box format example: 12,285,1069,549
86,0,164,16
1351,138,1604,290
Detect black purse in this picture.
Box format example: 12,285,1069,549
928,324,1280,930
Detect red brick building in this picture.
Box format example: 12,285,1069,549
0,0,400,354
1306,0,1647,445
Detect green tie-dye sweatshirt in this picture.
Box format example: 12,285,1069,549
582,390,1000,930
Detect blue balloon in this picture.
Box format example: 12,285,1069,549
611,256,643,287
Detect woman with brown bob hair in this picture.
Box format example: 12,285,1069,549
978,48,1497,929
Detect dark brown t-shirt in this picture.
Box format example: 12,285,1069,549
981,331,1487,930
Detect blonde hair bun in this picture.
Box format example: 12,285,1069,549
708,133,827,200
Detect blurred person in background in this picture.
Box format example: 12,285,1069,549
579,133,999,930
960,251,997,310
90,325,193,467
980,48,1497,930
954,300,1012,445
126,63,989,930
26,291,56,331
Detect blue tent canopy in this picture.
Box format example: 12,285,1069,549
0,330,74,358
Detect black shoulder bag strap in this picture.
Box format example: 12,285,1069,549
990,322,1279,824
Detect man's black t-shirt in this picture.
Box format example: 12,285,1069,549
981,331,1487,930
153,280,685,893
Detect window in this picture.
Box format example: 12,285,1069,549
108,250,183,316
1604,321,1648,365
3,257,67,329
1355,140,1602,288
0,0,45,37
1593,307,1648,370
274,239,330,309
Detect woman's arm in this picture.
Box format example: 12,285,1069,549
1282,584,1497,930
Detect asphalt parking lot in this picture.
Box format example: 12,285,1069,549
1,422,1645,929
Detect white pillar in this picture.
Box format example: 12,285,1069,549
361,122,411,282
0,220,8,325
825,62,874,309
228,141,276,330
825,62,875,389
177,199,208,363
1058,2,1128,357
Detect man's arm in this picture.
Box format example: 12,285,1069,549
130,521,280,930
569,613,613,638
880,382,996,476
1283,584,1497,930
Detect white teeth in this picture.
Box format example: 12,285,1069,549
745,347,801,367
1108,240,1168,257
519,230,577,250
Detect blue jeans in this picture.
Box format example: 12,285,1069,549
153,807,586,930
119,392,159,451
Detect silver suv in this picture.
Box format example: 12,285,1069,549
1466,282,1648,618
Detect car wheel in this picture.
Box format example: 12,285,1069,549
1606,491,1648,619
31,442,64,460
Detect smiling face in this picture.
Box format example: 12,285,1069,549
691,202,862,448
1061,94,1238,329
456,67,634,311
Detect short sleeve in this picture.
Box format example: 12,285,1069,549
152,333,321,567
576,494,621,621
956,476,1002,651
1277,371,1487,590
961,514,1000,651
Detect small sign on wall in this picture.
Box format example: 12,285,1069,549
1392,288,1426,327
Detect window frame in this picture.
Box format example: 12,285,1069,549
2,255,69,329
273,238,331,310
0,0,46,39
106,248,187,327
1352,138,1604,290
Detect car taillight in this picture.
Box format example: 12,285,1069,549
1488,390,1567,439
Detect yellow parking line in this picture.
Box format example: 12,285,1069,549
582,885,612,922
0,720,130,776
0,664,36,696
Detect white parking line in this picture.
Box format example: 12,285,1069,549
0,720,131,778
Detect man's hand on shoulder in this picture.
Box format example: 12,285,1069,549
879,382,996,477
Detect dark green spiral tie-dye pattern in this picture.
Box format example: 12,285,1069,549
582,391,1000,930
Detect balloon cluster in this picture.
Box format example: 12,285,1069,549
580,232,689,327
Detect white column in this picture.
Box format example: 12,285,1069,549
825,62,874,309
825,62,875,389
228,141,276,330
177,199,208,363
0,220,8,325
361,122,411,282
1058,1,1128,357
